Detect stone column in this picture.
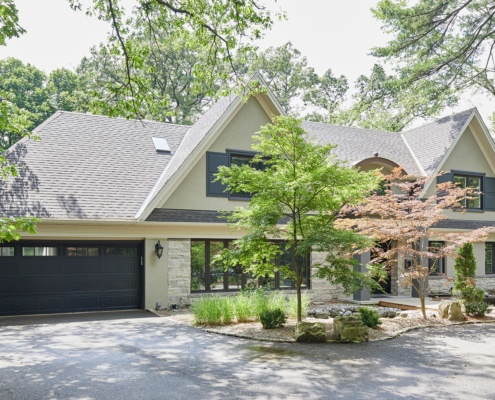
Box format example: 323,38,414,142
353,252,371,301
167,239,191,307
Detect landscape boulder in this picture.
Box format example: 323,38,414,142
295,322,327,343
438,300,464,321
333,316,368,343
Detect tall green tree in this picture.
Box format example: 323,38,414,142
69,0,278,118
0,2,38,242
77,29,228,124
249,42,317,114
303,68,349,123
47,68,89,112
216,116,381,322
372,0,495,106
335,64,457,132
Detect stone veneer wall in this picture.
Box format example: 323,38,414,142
422,276,495,295
477,276,495,291
309,251,345,301
167,239,191,307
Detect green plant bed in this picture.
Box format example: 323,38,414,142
191,290,310,326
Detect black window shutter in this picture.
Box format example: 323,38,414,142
206,152,230,197
436,173,453,197
484,177,495,211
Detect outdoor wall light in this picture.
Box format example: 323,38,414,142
155,240,164,259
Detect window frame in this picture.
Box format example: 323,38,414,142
452,171,484,211
190,239,310,293
428,241,446,275
206,149,265,200
485,242,495,275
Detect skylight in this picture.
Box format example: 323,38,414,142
152,137,170,152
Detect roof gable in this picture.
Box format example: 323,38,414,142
401,109,475,175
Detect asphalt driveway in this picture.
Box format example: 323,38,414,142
0,311,494,399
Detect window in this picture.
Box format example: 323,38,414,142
0,247,14,256
22,247,58,256
105,247,138,257
190,240,310,292
428,241,445,274
66,246,100,257
485,243,495,274
206,150,265,199
454,174,482,209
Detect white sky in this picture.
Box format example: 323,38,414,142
0,0,493,125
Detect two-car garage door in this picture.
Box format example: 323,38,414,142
0,241,143,316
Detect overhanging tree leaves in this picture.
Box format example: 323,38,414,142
69,0,279,117
216,116,381,322
372,0,495,104
0,3,38,242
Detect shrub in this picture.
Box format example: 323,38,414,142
358,307,382,328
462,287,485,303
465,301,491,317
259,308,286,329
287,292,310,319
453,243,477,299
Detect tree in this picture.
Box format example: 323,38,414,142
333,64,457,132
68,0,279,117
77,29,227,124
216,116,381,322
248,42,317,114
372,0,495,104
0,58,55,148
303,68,349,123
0,0,24,46
0,2,38,242
47,68,89,112
339,168,493,319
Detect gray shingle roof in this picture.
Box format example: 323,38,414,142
1,111,188,220
402,108,475,175
302,121,424,176
0,92,479,222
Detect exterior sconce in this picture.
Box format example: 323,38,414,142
155,240,164,259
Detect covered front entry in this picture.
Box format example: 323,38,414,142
0,241,143,316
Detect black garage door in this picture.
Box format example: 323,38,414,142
0,241,143,316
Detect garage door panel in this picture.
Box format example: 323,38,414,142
0,242,143,315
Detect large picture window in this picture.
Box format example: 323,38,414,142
190,240,310,292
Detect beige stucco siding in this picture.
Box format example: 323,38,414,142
161,97,272,211
425,126,495,221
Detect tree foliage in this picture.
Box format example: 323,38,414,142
77,29,227,123
216,116,381,322
68,0,279,117
372,0,495,104
335,64,457,132
0,4,39,242
339,168,493,318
